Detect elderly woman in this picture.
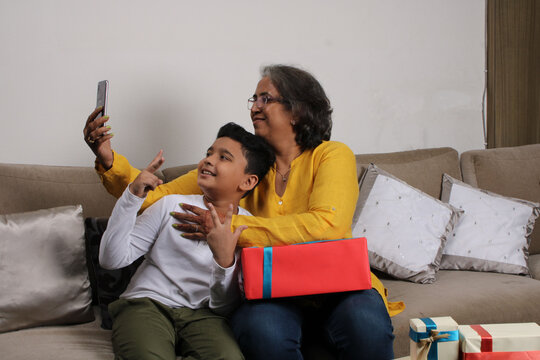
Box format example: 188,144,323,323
84,65,403,360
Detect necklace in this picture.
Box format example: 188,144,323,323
275,167,291,182
275,150,302,183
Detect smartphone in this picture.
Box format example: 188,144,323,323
96,80,109,120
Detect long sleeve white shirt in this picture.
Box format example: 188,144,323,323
99,187,249,316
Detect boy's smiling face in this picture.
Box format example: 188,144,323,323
197,137,256,200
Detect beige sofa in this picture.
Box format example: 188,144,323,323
1,144,539,359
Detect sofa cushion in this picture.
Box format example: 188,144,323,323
460,144,540,255
352,165,460,283
440,174,539,275
84,217,143,329
0,205,94,333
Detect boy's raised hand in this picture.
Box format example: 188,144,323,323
206,203,247,268
129,150,165,198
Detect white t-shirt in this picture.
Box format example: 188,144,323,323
99,187,251,315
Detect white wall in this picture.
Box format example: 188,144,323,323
0,0,486,168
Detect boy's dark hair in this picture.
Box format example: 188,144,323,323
217,122,275,195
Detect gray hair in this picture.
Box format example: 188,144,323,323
261,64,333,151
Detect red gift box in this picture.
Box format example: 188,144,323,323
459,323,540,360
241,237,372,300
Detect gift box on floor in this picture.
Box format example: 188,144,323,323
241,238,371,300
459,323,540,360
409,317,459,360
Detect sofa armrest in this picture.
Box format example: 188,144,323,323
529,254,540,280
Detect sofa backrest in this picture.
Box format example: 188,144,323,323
355,147,461,199
0,147,461,219
162,164,197,183
461,143,540,255
6,145,538,255
162,147,462,201
0,163,118,218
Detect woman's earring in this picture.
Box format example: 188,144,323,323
291,121,296,126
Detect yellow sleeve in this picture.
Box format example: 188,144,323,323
235,142,359,248
96,150,202,211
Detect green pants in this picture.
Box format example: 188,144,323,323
109,297,244,360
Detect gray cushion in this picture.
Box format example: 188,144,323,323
0,205,94,333
353,165,460,283
441,174,538,275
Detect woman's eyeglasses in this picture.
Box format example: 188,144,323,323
247,95,286,110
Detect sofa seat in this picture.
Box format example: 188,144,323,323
0,307,113,360
385,268,540,357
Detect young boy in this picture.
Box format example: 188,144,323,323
99,123,275,360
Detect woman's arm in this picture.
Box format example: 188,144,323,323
234,142,359,247
96,150,203,210
175,142,359,247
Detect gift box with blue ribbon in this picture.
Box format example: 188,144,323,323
410,317,459,360
241,237,372,300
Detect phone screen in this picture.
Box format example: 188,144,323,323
96,80,109,119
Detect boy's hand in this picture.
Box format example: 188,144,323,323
206,203,247,268
129,150,165,198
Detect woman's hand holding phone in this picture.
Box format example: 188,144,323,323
84,80,114,169
84,107,114,169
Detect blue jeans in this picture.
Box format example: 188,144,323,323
230,289,394,360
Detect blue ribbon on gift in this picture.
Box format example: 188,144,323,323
262,247,273,298
409,318,459,360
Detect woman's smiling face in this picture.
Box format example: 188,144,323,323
250,77,295,146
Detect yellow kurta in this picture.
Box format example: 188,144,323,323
97,141,404,317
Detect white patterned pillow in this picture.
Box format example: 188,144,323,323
352,164,460,283
440,174,540,275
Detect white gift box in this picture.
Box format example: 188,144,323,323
458,322,540,359
410,316,459,360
